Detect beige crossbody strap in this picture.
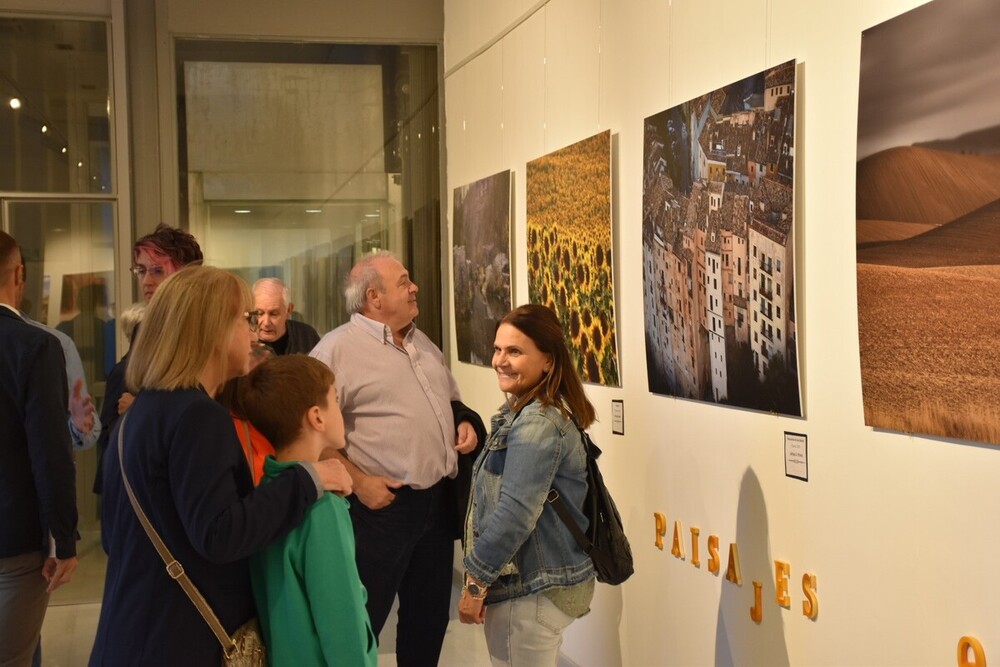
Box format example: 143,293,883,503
117,413,239,658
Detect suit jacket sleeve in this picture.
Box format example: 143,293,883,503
27,333,78,558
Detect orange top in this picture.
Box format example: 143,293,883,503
232,415,275,485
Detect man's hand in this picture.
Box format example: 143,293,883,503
455,420,478,455
355,473,404,510
312,458,354,497
69,378,95,435
42,556,78,593
117,392,135,415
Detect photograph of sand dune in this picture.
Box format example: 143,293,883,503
527,130,619,387
856,0,1000,444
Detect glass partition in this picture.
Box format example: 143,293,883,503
0,17,112,194
176,41,442,343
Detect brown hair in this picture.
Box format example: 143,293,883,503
126,266,251,392
238,355,335,449
133,223,203,271
500,304,596,428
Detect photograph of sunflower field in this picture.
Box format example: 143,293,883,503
641,60,801,416
526,130,620,387
453,169,513,367
857,0,1000,445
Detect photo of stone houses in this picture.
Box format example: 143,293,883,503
641,60,801,416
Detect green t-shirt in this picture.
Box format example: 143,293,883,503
249,456,377,666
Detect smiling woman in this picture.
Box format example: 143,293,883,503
460,304,597,666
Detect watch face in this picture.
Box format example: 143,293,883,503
467,582,485,597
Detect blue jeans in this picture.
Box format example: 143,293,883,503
349,482,454,667
484,593,576,667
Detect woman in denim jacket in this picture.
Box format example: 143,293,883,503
458,304,596,666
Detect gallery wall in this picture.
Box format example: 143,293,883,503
442,0,1000,665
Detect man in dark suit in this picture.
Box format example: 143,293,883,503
0,231,79,666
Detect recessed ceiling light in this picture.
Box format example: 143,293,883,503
41,125,47,133
234,209,251,214
9,98,21,109
305,209,322,214
61,147,67,153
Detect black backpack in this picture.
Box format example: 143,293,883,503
547,426,634,585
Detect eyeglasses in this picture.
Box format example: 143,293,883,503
130,265,169,280
244,310,261,333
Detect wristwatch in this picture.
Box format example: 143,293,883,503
464,578,488,600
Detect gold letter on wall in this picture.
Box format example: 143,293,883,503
725,543,742,585
801,572,819,620
654,512,666,550
671,521,685,559
774,560,790,608
750,581,763,624
957,636,986,667
708,535,721,575
690,526,701,568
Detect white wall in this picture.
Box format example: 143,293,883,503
443,0,1000,665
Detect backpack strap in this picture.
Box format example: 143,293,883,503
546,488,592,554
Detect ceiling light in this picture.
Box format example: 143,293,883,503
305,209,322,213
9,97,21,109
61,147,67,154
41,125,48,133
234,209,251,214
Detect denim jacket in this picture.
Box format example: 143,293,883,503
463,399,595,604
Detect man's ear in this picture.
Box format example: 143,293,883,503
286,302,295,316
305,405,324,432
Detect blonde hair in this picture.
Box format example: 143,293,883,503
126,265,252,392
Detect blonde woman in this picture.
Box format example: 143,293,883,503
90,266,352,665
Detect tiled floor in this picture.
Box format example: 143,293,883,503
40,573,492,666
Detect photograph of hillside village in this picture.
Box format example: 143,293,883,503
641,59,801,416
856,0,1000,445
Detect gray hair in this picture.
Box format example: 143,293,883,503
344,250,396,314
252,277,291,306
119,302,147,343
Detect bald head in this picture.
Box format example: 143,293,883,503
252,278,293,343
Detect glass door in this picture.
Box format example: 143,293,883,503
3,197,117,605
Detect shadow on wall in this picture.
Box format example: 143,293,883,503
715,467,790,666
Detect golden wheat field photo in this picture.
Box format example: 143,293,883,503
526,130,619,386
856,0,1000,445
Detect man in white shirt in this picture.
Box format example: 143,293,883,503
311,251,482,666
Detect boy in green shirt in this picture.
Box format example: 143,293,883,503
241,355,378,666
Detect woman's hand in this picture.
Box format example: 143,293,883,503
312,458,353,496
458,588,487,624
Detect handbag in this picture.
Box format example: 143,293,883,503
117,413,267,666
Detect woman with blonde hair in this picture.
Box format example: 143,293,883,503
458,303,597,666
90,266,352,665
